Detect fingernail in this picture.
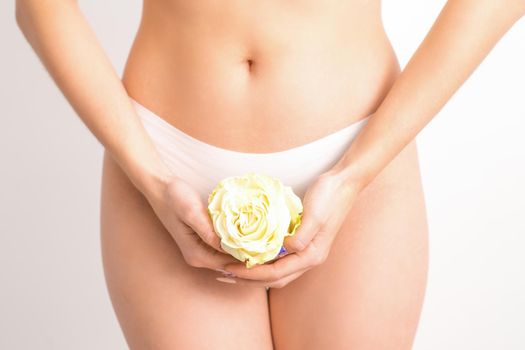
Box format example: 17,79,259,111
216,277,236,284
214,268,236,278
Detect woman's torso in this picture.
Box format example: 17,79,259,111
122,0,401,152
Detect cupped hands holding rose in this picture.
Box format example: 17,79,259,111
212,170,360,289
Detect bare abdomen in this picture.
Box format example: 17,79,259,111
122,0,401,152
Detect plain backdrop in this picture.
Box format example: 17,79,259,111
1,1,524,349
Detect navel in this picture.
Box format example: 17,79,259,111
245,58,255,74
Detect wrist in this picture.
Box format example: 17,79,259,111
118,151,175,201
102,117,178,202
138,164,175,201
326,162,370,195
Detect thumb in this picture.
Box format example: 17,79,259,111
283,211,321,254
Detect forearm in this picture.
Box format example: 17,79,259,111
15,0,173,199
330,0,525,192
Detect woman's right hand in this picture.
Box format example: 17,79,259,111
144,174,240,272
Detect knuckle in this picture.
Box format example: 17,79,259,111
310,250,326,266
205,231,218,245
165,181,178,199
184,253,203,268
272,280,287,289
269,267,282,281
306,240,327,266
205,238,216,249
289,238,306,252
311,214,324,229
191,258,205,269
184,207,199,223
199,230,212,244
317,253,328,266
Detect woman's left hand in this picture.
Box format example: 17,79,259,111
220,170,360,289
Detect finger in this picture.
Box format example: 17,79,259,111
202,245,243,270
283,210,322,253
216,266,309,289
177,226,240,269
223,248,311,281
223,228,330,281
184,205,225,253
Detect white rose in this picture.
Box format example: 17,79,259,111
207,172,303,268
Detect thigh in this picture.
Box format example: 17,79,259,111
99,150,273,350
269,139,429,350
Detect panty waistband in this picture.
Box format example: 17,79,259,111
130,96,371,162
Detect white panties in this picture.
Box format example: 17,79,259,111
131,97,371,204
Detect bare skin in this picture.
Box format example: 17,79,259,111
122,1,400,151
100,139,428,349
16,0,525,348
110,1,426,349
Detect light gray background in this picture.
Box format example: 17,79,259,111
2,1,524,349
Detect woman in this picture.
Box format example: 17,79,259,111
15,0,524,349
